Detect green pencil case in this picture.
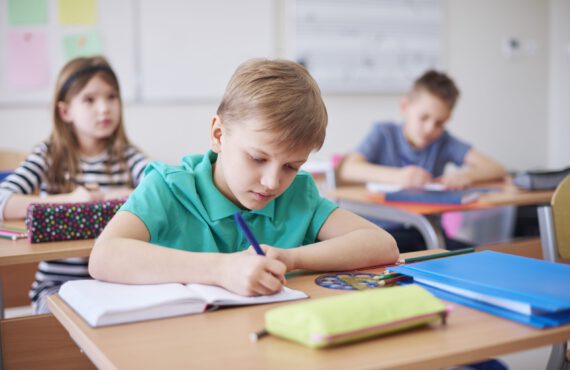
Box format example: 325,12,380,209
265,284,448,348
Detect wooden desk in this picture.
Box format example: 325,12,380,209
0,221,93,267
48,250,570,370
0,231,93,317
0,237,93,267
328,183,553,249
0,234,94,370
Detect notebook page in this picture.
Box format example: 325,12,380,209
187,283,308,306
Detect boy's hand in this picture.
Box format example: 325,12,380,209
398,166,433,188
217,252,286,297
438,172,473,190
247,244,296,272
66,184,104,203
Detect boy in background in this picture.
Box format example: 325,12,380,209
339,70,506,252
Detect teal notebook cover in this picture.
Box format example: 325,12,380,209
390,251,570,328
384,188,481,204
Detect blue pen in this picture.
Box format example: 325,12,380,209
234,212,265,256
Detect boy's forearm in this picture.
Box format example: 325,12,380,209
460,162,507,184
460,150,508,184
340,160,402,184
289,228,398,271
89,237,226,285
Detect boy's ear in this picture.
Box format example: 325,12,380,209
400,96,409,114
210,115,223,153
57,101,72,123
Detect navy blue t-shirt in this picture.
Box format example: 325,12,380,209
356,122,472,231
356,122,471,178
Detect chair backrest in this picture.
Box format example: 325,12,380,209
552,175,570,259
0,149,26,171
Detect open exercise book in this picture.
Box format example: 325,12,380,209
59,280,308,327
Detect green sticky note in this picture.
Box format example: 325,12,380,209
58,0,97,25
8,0,48,26
63,32,103,60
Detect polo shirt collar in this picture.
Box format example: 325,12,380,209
194,150,275,222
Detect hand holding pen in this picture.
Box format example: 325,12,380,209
234,212,287,294
234,212,295,272
234,212,265,256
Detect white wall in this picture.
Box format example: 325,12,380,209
446,0,549,170
0,0,566,170
549,0,570,168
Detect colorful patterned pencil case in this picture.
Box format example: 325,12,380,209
25,198,125,243
265,284,448,348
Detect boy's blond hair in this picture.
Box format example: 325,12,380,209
410,70,460,109
217,59,327,152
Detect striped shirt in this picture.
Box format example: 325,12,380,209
0,141,148,306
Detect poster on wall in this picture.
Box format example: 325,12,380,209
0,0,136,104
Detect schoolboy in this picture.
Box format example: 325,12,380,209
89,59,398,296
338,70,506,251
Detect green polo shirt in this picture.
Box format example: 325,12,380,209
120,150,338,253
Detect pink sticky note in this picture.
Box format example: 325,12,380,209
7,30,50,89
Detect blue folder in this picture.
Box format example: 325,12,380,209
390,251,570,328
384,188,482,204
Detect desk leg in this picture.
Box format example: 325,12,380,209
546,342,569,370
538,206,569,370
537,205,558,262
336,200,443,249
0,275,4,370
426,215,446,249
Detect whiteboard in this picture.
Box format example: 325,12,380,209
0,0,137,104
139,0,276,102
285,0,443,94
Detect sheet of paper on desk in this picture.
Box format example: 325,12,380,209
366,182,446,193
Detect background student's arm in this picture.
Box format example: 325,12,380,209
260,208,399,272
439,148,507,189
0,145,105,219
2,186,104,219
339,152,432,187
103,188,133,200
89,211,286,296
102,146,150,200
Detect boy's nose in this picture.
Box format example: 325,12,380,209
424,120,437,135
260,169,280,190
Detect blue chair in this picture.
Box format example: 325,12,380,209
0,171,13,182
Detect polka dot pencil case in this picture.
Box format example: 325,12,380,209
25,198,125,243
